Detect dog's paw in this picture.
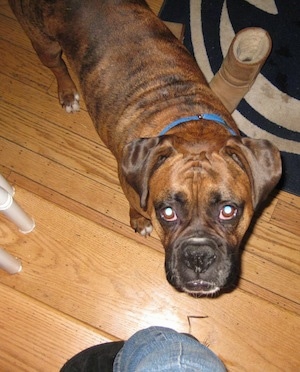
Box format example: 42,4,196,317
59,92,80,113
130,215,153,237
139,223,153,237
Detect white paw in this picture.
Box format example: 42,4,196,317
139,224,153,237
64,93,80,113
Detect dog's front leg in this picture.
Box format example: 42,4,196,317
129,207,153,237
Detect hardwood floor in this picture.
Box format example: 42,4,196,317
0,1,299,370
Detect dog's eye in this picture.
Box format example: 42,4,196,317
219,205,237,221
160,207,177,222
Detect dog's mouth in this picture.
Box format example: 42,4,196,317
165,235,237,296
184,279,220,295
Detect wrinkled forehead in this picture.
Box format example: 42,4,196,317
149,152,251,201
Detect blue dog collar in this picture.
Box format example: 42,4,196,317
158,113,237,136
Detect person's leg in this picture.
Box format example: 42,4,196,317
113,326,226,372
60,341,125,372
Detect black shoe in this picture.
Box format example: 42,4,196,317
60,341,125,372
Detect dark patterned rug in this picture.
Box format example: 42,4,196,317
160,0,300,196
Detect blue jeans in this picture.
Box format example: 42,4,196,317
113,326,226,371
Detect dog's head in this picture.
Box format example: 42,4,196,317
121,135,281,296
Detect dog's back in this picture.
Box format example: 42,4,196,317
9,0,222,152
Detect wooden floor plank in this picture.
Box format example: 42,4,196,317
271,199,300,236
246,223,300,273
0,138,130,226
0,83,120,191
0,12,33,50
0,73,96,142
0,283,115,372
0,39,53,93
277,190,300,209
7,171,162,252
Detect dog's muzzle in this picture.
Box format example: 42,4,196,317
183,238,217,273
166,237,232,295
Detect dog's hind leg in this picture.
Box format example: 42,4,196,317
31,40,80,113
9,0,79,112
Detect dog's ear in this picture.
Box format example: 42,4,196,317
122,136,176,210
222,137,282,208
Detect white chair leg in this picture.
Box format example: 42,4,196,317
0,174,15,196
0,186,35,234
0,247,22,274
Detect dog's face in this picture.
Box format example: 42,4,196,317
122,135,281,296
148,150,253,295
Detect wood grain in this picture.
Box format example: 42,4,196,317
0,283,115,371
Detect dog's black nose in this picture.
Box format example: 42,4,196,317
183,245,217,273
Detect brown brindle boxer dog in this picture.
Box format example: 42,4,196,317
9,0,282,296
